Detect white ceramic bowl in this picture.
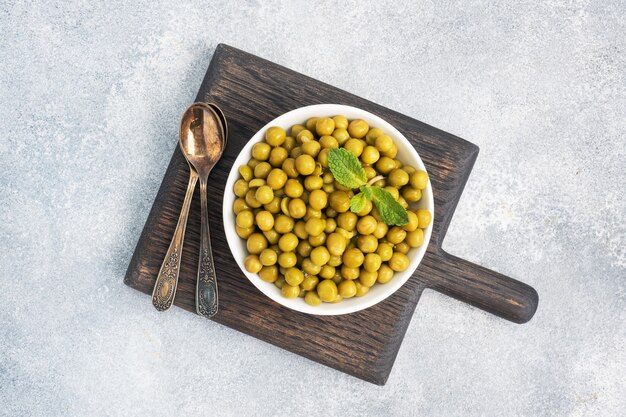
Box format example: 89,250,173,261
223,104,433,315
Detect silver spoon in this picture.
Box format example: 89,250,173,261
179,103,227,318
151,111,201,311
207,102,228,141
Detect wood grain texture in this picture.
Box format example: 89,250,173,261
124,44,538,385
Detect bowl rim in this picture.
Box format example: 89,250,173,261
222,104,434,315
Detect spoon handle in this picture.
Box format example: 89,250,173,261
152,169,198,311
196,178,219,318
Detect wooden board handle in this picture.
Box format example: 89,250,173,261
430,251,538,323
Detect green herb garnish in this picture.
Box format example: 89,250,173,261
328,148,409,226
327,147,367,188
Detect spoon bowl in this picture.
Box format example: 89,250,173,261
208,103,228,143
179,103,226,176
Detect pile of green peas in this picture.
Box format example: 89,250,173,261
233,115,432,306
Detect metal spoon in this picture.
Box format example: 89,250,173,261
179,103,226,318
207,102,228,141
151,112,201,311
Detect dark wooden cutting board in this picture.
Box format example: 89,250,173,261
124,44,538,385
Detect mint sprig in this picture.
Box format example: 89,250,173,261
328,148,408,225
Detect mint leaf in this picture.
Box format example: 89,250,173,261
350,192,367,213
328,148,367,189
369,187,409,225
360,185,373,199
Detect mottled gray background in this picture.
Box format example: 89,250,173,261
1,1,624,416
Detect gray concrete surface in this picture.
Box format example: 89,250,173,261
1,1,624,416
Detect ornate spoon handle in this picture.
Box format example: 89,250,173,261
196,178,218,318
152,169,198,311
